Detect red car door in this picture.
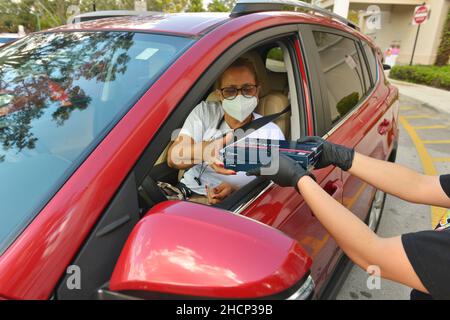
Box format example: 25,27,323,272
340,42,397,224
306,28,394,228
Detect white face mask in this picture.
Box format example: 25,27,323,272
222,95,258,123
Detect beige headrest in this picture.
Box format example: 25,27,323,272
240,51,271,97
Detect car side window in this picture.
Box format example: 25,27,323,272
312,31,367,125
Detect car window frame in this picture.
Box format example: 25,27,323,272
133,24,307,202
216,36,308,212
297,24,328,137
360,39,379,89
355,40,371,93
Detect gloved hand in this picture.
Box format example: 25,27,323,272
298,136,355,171
246,153,315,189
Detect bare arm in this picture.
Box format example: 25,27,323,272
167,133,235,174
349,152,450,208
167,134,202,170
297,175,428,293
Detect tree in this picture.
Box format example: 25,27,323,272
79,0,134,12
186,0,205,12
0,0,80,33
435,9,450,66
0,31,132,159
146,0,189,13
0,0,41,33
207,0,229,12
0,0,198,33
0,0,138,33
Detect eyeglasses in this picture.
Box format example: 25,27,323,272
220,85,258,100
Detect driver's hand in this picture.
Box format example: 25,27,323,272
206,182,234,204
202,132,235,175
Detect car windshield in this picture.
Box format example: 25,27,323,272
0,31,193,254
0,38,16,44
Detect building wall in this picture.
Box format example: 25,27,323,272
415,0,450,65
330,0,450,65
351,3,416,63
351,0,423,4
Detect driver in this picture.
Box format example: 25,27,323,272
167,58,285,204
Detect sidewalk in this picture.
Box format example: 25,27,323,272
387,75,450,115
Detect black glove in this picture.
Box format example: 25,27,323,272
298,136,355,171
246,153,315,189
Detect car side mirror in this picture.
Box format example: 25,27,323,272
383,64,391,70
105,201,314,300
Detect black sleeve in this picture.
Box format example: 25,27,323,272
440,174,450,198
402,230,450,300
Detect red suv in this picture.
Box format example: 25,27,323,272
0,0,399,300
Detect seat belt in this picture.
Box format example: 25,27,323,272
221,104,291,140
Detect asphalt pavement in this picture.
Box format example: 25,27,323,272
336,95,450,300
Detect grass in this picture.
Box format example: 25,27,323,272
389,65,450,91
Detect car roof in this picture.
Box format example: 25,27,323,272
52,12,231,37
48,10,376,48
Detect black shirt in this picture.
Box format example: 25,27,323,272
402,174,450,300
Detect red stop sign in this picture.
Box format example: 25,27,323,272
413,5,429,25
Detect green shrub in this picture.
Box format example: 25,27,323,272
389,65,450,91
267,47,284,61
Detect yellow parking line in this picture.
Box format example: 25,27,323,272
413,125,448,130
399,117,436,174
432,157,450,162
433,207,448,228
399,116,446,227
422,140,450,144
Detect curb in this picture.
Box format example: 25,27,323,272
387,76,450,116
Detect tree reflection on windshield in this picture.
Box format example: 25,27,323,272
0,31,134,161
0,31,193,256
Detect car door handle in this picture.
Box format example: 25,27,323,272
378,119,391,135
324,180,340,197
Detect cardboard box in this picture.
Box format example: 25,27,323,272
220,138,323,172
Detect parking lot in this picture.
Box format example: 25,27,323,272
337,96,450,300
